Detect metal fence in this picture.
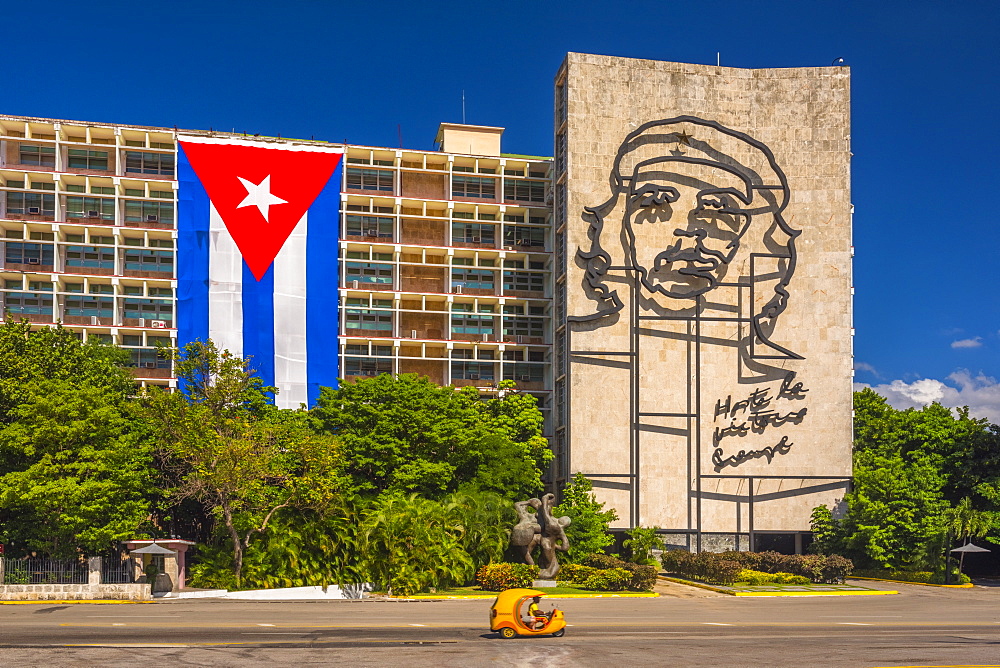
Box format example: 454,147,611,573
101,557,135,584
2,557,88,585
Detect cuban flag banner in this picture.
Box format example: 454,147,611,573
176,135,343,408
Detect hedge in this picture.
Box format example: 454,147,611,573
557,554,658,591
851,569,971,585
661,550,853,585
736,569,811,586
475,563,539,591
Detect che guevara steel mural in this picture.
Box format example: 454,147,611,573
568,116,809,478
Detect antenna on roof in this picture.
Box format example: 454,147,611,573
398,124,403,149
717,52,721,67
462,90,466,124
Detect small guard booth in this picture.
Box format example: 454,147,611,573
127,539,195,593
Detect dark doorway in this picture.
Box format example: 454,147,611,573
754,533,796,554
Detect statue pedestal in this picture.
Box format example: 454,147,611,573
532,579,557,588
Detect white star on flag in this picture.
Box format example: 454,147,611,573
236,174,287,223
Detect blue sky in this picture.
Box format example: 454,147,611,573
5,0,999,419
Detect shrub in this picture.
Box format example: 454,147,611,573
660,549,695,575
820,554,854,583
851,569,970,585
582,553,625,569
476,562,539,591
582,567,631,591
621,562,658,591
623,526,665,565
557,563,596,585
735,569,811,586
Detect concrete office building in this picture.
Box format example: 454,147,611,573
0,52,852,550
553,53,852,551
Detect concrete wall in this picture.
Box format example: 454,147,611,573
555,53,852,541
0,584,151,601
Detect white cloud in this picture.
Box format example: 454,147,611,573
951,337,983,349
853,361,879,376
856,370,1000,423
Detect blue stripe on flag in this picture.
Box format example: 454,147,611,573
176,145,210,356
243,263,276,392
306,162,342,405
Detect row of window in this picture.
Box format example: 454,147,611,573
3,243,173,272
343,357,544,381
343,263,546,293
343,344,544,361
345,168,547,203
12,145,175,176
3,193,174,223
344,309,544,338
1,293,173,320
2,278,170,297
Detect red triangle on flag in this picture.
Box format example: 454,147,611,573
179,140,342,280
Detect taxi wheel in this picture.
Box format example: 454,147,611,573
500,627,517,639
552,629,566,637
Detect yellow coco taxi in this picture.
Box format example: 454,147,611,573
489,588,567,638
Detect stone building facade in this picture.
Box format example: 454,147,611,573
552,53,853,551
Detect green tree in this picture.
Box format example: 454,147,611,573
623,526,665,565
0,380,153,557
143,341,344,583
553,473,618,563
311,375,550,499
0,322,150,557
357,493,475,596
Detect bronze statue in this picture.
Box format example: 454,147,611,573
510,495,571,579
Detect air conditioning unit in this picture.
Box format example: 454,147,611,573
454,285,463,294
519,375,531,381
138,318,146,327
482,333,489,342
468,373,480,380
144,362,157,369
366,229,379,237
90,316,99,325
146,214,158,222
26,257,40,264
87,210,100,218
471,236,481,243
150,320,167,329
516,335,524,344
410,329,418,339
27,207,41,214
351,280,359,289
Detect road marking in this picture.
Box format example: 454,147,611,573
256,623,275,627
820,615,902,618
837,622,872,625
241,632,302,635
409,624,426,627
702,622,731,626
111,623,125,626
88,615,179,618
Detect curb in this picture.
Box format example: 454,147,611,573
0,600,144,605
659,576,897,597
848,576,974,589
397,592,660,600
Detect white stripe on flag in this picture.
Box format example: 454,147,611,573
208,203,243,358
272,212,309,409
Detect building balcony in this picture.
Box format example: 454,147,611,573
63,315,114,326
122,268,174,279
131,366,172,379
65,265,114,276
3,262,54,272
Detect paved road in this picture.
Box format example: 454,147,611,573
1,580,998,667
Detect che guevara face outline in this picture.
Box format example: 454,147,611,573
623,158,755,299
